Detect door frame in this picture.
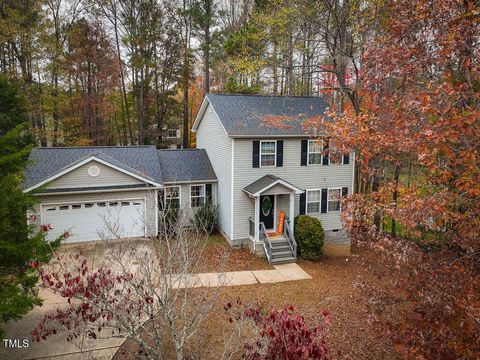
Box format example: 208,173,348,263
40,196,147,241
259,194,277,231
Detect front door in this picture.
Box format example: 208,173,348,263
260,195,275,229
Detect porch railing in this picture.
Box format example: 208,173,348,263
248,217,255,238
260,222,272,261
284,216,297,259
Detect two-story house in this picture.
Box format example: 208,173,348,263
22,94,353,264
193,94,354,260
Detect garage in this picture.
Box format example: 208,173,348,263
41,199,145,243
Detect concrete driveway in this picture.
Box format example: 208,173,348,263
0,241,130,360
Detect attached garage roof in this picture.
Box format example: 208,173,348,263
157,149,217,183
23,146,163,191
243,174,303,196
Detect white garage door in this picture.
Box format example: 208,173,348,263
42,199,145,243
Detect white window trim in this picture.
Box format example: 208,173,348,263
166,129,179,138
189,184,206,208
307,139,324,166
259,140,277,168
306,189,322,214
327,187,342,213
164,185,181,208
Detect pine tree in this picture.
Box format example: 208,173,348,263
0,76,62,336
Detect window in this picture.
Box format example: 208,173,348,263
190,184,205,208
109,202,118,207
97,202,106,207
260,141,276,167
72,204,82,209
167,129,178,138
306,190,321,214
84,203,94,208
121,201,130,206
46,207,56,211
308,140,322,165
165,186,181,208
328,188,341,212
59,205,69,210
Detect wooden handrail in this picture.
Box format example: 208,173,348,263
260,221,272,262
284,216,297,258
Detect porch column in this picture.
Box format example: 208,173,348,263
289,193,295,232
254,196,260,241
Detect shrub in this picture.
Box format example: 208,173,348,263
294,215,324,260
225,301,330,359
194,201,218,234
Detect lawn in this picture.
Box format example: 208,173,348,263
115,242,400,360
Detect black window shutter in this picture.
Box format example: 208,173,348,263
301,140,308,166
299,192,306,215
343,153,350,164
206,183,213,202
158,189,165,210
342,187,348,197
276,140,283,167
322,138,329,165
253,141,260,168
321,188,328,213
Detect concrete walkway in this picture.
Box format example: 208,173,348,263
1,263,311,359
170,263,312,288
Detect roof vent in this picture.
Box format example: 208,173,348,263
88,165,100,177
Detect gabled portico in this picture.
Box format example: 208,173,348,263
244,175,303,263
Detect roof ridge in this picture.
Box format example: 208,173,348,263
207,93,324,99
34,145,154,149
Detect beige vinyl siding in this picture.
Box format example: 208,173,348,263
262,183,293,196
233,138,354,240
45,160,144,189
195,103,233,241
29,189,157,237
162,182,218,223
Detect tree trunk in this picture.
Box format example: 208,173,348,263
391,165,400,238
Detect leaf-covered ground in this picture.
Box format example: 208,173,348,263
115,242,400,359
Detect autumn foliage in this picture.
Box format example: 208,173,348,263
225,301,330,359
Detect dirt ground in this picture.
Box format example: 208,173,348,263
115,241,400,360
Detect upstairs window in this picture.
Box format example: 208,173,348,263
165,186,181,208
307,140,322,165
167,129,178,138
260,141,276,167
190,184,205,208
328,188,341,212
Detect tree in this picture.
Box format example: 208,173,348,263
33,201,227,360
0,76,62,336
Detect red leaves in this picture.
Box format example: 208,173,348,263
40,224,53,232
226,302,330,359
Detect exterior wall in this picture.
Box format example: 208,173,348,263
195,103,233,242
162,182,218,224
233,138,354,242
45,160,144,189
29,189,158,237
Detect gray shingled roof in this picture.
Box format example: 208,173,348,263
203,94,329,136
157,149,217,183
243,174,302,195
23,146,163,190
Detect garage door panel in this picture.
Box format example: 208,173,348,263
42,200,145,243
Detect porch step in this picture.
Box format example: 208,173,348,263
271,250,295,259
271,244,291,252
269,256,297,265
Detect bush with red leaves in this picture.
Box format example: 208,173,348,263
226,301,330,360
